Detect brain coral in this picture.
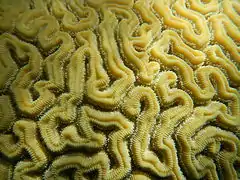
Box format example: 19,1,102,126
0,0,240,179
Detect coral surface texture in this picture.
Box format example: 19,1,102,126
0,0,240,179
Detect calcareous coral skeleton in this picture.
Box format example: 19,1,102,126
0,0,240,179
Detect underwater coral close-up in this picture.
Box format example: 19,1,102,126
0,0,240,179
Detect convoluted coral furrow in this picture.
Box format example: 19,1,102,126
45,106,133,180
0,33,55,116
104,2,161,84
209,13,240,65
15,9,75,91
51,0,99,33
223,0,240,27
78,106,133,179
0,0,240,179
44,152,110,180
93,8,135,108
0,95,16,132
150,31,240,114
204,45,240,87
0,0,29,33
79,28,134,109
187,0,219,15
0,158,12,180
122,86,163,177
38,31,86,152
176,102,240,179
153,0,210,48
152,71,194,179
0,120,47,180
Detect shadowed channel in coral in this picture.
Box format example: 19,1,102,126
0,0,240,179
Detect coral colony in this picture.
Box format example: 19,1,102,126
0,0,240,179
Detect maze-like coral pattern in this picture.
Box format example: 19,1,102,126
0,0,240,179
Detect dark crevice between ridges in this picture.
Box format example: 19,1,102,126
6,89,29,120
0,154,14,179
56,167,99,180
172,131,189,180
0,135,20,163
62,49,74,97
83,169,99,180
233,160,240,179
95,128,114,170
194,143,222,179
8,124,51,178
8,45,28,68
82,53,90,95
203,59,240,89
115,27,141,87
111,9,150,88
29,84,40,101
45,147,101,179
29,0,35,10
56,167,75,180
94,25,118,84
81,95,119,112
94,8,115,83
214,156,224,180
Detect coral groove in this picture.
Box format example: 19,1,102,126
0,0,239,179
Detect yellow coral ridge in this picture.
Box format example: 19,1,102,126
77,106,133,179
0,95,16,131
122,86,161,176
0,120,47,180
86,0,133,9
223,0,240,26
81,29,134,108
130,171,152,180
188,0,219,15
107,1,161,84
44,106,133,179
151,30,240,110
38,32,86,151
0,0,29,32
0,33,55,116
16,9,75,91
153,0,210,47
45,152,110,180
152,71,193,179
204,45,240,86
176,102,240,179
0,0,240,179
0,159,12,180
52,0,99,32
209,13,240,64
0,34,18,90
